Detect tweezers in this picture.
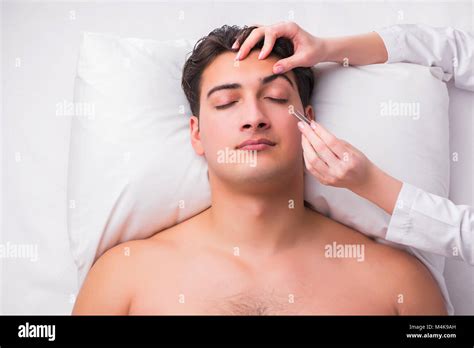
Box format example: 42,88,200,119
288,105,311,125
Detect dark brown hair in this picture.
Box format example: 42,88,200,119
181,24,314,117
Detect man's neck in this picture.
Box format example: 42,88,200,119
206,170,309,258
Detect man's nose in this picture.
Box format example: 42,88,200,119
240,101,271,131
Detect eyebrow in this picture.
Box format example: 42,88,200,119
206,73,295,99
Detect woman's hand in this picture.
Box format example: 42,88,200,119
297,120,373,191
233,21,327,74
233,22,389,71
297,120,403,214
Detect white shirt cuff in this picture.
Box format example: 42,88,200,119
374,26,405,63
385,182,420,243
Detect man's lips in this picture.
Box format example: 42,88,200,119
236,138,276,151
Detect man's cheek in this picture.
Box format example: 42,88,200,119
287,133,303,156
201,138,227,163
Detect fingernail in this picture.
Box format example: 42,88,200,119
274,65,283,74
234,51,241,61
310,120,317,130
258,51,264,60
232,41,238,49
297,121,304,130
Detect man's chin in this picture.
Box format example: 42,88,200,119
223,163,296,186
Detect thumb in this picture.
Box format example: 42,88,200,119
273,57,298,74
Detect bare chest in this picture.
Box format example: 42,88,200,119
128,266,394,315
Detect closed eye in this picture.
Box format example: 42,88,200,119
215,101,238,110
215,98,288,110
266,97,288,104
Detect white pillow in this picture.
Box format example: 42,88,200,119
68,32,453,314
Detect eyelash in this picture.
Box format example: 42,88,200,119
215,98,289,110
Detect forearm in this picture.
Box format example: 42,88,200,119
375,24,474,91
322,32,388,65
351,164,403,215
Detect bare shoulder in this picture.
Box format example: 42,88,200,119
307,209,447,315
72,213,205,315
334,220,447,315
147,209,210,248
372,242,447,315
305,207,378,246
94,209,209,279
72,239,149,315
363,239,446,314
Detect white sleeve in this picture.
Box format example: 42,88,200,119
386,182,474,265
375,24,474,91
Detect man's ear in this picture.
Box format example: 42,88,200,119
305,105,315,122
190,115,205,156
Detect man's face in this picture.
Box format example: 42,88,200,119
190,50,314,186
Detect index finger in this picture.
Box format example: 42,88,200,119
298,121,339,167
232,23,263,48
234,26,265,61
311,122,346,158
235,21,296,61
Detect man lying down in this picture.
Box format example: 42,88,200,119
73,25,447,315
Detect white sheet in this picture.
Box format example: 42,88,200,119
2,0,472,314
